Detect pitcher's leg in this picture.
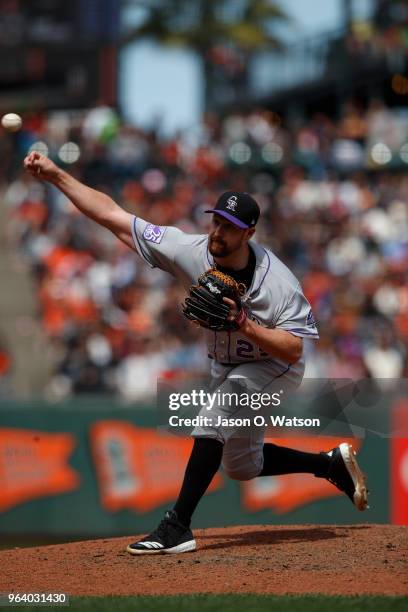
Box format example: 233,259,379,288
259,441,368,511
127,436,223,555
259,442,330,476
173,437,223,526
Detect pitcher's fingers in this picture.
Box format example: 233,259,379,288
223,297,236,308
25,158,37,170
24,154,34,168
28,151,40,164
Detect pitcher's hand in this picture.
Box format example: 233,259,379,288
24,151,59,182
223,297,247,329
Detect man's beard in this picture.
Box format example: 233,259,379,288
208,237,232,258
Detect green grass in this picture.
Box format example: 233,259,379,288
14,594,407,612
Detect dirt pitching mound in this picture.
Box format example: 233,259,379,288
1,524,407,596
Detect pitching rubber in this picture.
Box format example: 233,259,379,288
339,442,369,511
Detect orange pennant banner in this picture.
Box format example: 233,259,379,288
0,428,80,512
90,421,223,513
241,437,362,514
391,400,408,525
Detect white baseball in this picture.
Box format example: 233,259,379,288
1,113,23,132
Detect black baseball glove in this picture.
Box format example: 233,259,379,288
182,268,247,331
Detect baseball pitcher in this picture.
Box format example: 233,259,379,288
24,152,368,555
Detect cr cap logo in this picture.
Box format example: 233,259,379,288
226,195,238,211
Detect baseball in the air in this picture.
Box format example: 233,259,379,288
1,113,23,132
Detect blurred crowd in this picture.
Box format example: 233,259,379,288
1,98,407,399
345,1,408,70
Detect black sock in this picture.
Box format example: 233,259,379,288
173,437,223,527
259,442,330,477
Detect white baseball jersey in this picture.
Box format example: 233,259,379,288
130,215,320,460
130,216,319,376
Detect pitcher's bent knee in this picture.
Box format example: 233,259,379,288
222,465,260,481
222,455,263,481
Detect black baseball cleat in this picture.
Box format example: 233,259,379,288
320,443,368,511
126,510,196,555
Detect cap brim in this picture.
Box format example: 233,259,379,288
204,209,249,229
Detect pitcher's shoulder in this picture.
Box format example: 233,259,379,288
254,243,301,291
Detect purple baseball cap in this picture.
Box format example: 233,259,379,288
205,191,260,229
